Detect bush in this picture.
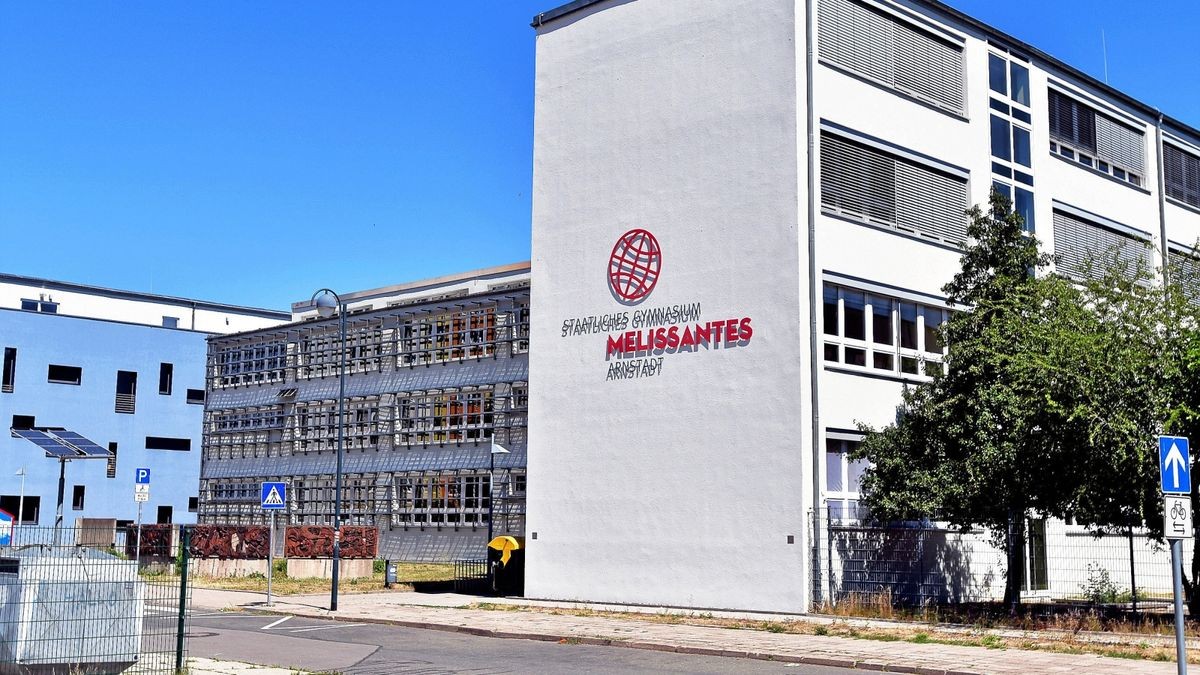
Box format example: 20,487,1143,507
1081,563,1120,605
373,559,386,574
272,558,288,578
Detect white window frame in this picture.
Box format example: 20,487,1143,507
822,282,947,380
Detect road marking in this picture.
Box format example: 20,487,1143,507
287,623,366,633
261,616,292,630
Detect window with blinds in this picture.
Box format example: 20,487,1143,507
1169,247,1200,304
821,131,969,244
1048,90,1145,184
818,0,965,114
1052,210,1151,281
1165,144,1200,209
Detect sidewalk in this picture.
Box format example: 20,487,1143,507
190,588,1184,674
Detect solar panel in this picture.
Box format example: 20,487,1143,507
47,430,111,457
12,429,78,458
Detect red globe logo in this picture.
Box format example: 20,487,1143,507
608,228,661,304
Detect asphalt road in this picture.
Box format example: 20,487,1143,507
173,611,859,674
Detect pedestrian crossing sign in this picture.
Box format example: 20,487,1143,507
261,482,286,510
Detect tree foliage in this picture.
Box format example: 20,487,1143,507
852,190,1181,606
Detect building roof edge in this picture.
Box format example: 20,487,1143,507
0,272,290,319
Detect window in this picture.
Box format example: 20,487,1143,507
2,348,14,393
156,506,173,524
146,436,191,451
116,370,137,413
823,283,947,378
48,364,82,385
390,473,494,526
1048,90,1144,186
1014,188,1035,232
107,442,118,479
818,0,965,114
20,299,57,313
1165,144,1200,209
820,131,969,244
72,485,85,511
1053,209,1152,281
186,388,206,405
1170,246,1200,304
0,495,39,524
162,316,179,329
826,437,868,521
158,363,173,395
188,497,199,513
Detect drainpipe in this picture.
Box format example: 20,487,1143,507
1155,113,1169,284
804,0,823,611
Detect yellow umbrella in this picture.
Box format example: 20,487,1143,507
488,535,523,567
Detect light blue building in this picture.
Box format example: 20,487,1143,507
0,275,287,532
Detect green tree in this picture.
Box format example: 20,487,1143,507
852,191,1160,609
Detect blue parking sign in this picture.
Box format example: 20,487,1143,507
0,509,13,546
135,468,151,484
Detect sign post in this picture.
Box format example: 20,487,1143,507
135,468,151,566
1160,436,1191,675
261,482,286,607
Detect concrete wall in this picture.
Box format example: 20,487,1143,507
527,0,810,612
0,309,208,525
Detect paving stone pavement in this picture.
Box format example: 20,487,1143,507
190,589,1180,674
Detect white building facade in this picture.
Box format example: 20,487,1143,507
526,0,1200,612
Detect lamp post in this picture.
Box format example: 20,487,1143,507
487,441,510,591
312,289,346,612
15,467,26,532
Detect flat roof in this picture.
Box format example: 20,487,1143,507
0,272,289,319
530,0,1200,144
290,261,531,313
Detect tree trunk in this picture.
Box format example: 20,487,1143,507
1003,510,1026,615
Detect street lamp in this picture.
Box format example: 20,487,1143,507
487,440,510,591
14,467,26,532
312,288,346,612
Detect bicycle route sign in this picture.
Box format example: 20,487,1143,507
1165,494,1193,540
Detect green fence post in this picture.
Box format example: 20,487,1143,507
175,525,191,674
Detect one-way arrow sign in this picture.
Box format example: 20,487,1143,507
1159,436,1192,494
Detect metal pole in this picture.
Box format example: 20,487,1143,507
16,467,25,535
175,525,191,674
1172,538,1188,674
331,305,346,612
487,448,495,592
268,511,275,607
136,501,143,567
54,458,66,546
1128,525,1138,618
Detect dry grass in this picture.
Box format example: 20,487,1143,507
819,591,1200,638
468,601,1199,664
147,562,456,596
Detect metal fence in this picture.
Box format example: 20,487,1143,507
454,558,488,595
0,525,192,674
811,509,1192,615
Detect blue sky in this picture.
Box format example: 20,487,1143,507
2,1,1197,310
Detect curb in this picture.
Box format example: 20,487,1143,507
222,604,983,675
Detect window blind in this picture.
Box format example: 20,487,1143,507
1165,144,1200,208
818,0,964,113
1049,90,1144,174
821,132,969,244
1052,210,1151,281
